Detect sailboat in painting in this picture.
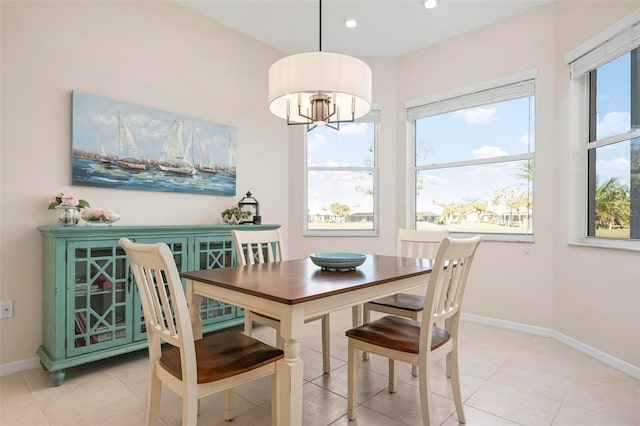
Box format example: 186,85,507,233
99,143,112,164
198,129,234,175
115,112,147,170
158,118,196,176
197,138,218,175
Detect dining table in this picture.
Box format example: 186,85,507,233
180,254,433,426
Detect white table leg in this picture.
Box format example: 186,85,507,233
277,304,304,426
185,279,204,340
351,304,363,328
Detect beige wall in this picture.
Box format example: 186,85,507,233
0,0,290,366
553,1,640,367
2,0,639,371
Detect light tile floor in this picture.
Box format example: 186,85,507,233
1,308,639,425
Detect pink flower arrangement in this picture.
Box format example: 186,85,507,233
48,192,90,210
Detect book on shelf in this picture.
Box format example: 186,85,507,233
92,328,126,343
90,319,126,343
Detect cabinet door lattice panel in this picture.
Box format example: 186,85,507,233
67,242,131,356
196,238,237,323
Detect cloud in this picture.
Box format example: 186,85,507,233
324,160,350,167
597,111,630,139
452,107,498,124
472,145,508,159
597,157,630,178
422,175,447,185
519,134,529,145
90,112,116,126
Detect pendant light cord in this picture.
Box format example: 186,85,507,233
319,0,322,52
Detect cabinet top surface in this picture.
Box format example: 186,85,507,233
38,224,280,237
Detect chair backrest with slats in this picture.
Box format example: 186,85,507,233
231,229,285,265
396,229,449,259
119,238,195,370
419,236,482,351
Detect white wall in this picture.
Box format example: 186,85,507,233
2,0,638,372
0,0,289,366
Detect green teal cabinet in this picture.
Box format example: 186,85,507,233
37,224,280,386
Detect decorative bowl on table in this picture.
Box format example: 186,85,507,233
81,208,121,226
309,252,367,271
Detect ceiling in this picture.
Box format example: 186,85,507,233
177,0,549,58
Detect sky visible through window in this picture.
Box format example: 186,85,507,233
306,123,375,216
305,55,630,230
595,52,632,187
415,96,534,214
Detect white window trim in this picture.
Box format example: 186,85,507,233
303,107,381,237
565,9,640,252
405,70,537,242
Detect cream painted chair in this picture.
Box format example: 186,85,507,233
120,238,283,426
231,229,331,373
346,236,482,426
362,228,448,376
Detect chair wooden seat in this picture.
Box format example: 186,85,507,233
160,331,283,383
367,294,425,312
346,316,449,354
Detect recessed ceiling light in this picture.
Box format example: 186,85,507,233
423,0,438,9
344,18,358,28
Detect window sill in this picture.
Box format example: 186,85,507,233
303,230,379,237
449,232,534,243
569,237,640,252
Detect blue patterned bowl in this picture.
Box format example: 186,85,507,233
309,252,367,271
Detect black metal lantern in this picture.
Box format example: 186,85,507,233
238,191,260,224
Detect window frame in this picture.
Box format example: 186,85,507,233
565,9,640,251
405,70,537,242
303,109,380,237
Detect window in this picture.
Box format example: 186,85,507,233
566,11,640,247
304,110,379,236
406,72,536,240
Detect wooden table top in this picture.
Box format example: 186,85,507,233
180,254,433,305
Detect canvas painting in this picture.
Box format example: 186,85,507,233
71,91,236,195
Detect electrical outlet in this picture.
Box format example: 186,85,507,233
0,300,13,319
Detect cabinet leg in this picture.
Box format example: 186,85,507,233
50,370,65,386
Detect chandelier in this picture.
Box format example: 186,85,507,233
268,0,372,130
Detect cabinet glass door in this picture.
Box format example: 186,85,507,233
194,237,238,325
66,241,131,357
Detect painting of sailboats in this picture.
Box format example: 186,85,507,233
71,91,236,195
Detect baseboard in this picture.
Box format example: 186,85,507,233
0,356,40,377
3,317,639,380
462,313,640,380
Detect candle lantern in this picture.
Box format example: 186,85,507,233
238,191,260,224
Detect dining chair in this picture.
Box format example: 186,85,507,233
346,236,482,426
231,229,332,373
362,228,449,376
120,238,283,426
